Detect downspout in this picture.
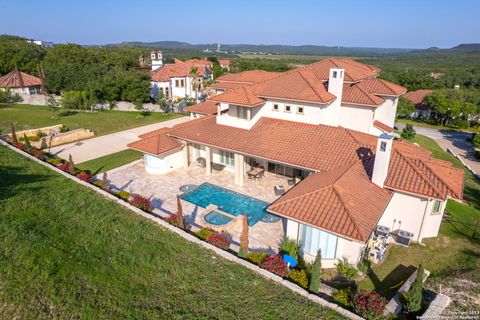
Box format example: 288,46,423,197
417,199,430,244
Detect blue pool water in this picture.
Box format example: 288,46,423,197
181,182,274,226
204,211,233,225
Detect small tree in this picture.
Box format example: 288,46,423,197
102,172,109,190
309,249,322,292
68,154,76,175
404,264,424,313
401,123,416,140
11,123,18,145
45,94,59,114
156,91,168,112
176,196,187,230
239,215,249,258
23,134,33,153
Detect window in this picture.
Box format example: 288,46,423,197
272,104,279,111
332,71,338,78
236,106,248,119
175,80,180,87
297,106,304,114
380,141,387,152
219,150,235,166
300,224,337,259
180,79,185,87
432,200,442,214
285,105,291,113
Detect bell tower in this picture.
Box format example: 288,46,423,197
151,50,163,71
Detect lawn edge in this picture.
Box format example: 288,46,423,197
0,139,362,320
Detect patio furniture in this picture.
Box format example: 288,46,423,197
247,167,265,180
287,179,295,186
274,185,285,196
212,163,225,171
197,157,206,168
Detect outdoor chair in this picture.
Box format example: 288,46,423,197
274,185,285,196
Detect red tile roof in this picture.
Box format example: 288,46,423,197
268,160,392,242
219,59,231,66
373,120,393,133
342,84,385,106
184,100,218,115
305,58,379,82
360,78,407,96
151,64,204,82
216,70,280,84
404,89,433,105
208,82,247,91
0,71,42,88
210,85,266,107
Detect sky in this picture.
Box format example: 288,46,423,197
1,0,479,49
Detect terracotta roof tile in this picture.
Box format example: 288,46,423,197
373,120,393,133
305,58,379,82
404,89,433,105
342,84,384,106
0,71,42,88
219,59,231,66
210,85,266,107
208,82,247,91
360,78,407,96
268,161,392,242
216,70,281,84
184,100,218,115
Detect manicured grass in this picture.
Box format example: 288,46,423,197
397,118,480,133
358,135,480,311
0,104,185,137
0,146,343,319
77,149,143,174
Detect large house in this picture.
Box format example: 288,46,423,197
0,70,43,94
208,69,280,95
150,51,213,101
404,89,433,118
130,58,464,267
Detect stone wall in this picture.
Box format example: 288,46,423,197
13,124,63,138
18,93,60,105
33,128,94,149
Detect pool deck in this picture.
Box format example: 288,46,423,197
105,162,292,252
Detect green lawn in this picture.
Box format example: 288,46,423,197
397,118,480,133
0,146,343,319
358,135,480,311
77,149,143,174
0,104,185,137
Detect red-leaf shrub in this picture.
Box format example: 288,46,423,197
206,232,230,250
259,255,289,276
76,172,93,182
164,214,179,226
130,194,153,212
15,143,25,150
352,289,387,320
57,162,70,172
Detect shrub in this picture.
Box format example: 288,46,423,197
57,162,71,172
309,249,322,292
10,123,18,145
288,269,308,288
332,288,353,308
115,191,130,201
15,143,25,150
60,126,69,133
472,133,480,149
352,290,387,320
259,255,289,277
92,180,107,189
336,258,358,279
163,214,179,226
36,131,46,139
195,228,216,240
130,194,153,212
246,252,269,265
23,134,33,153
357,259,372,274
401,124,416,140
76,172,93,182
68,154,76,175
47,157,63,166
206,232,231,250
279,236,299,258
403,264,424,314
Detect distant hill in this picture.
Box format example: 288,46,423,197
451,43,480,51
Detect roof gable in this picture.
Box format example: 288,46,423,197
0,71,42,88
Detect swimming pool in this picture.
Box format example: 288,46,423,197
204,211,234,225
180,182,277,226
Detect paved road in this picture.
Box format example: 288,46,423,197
396,122,479,174
48,117,190,163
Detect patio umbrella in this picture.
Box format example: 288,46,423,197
176,195,186,230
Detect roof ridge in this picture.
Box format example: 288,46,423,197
332,185,363,240
394,150,445,198
297,68,330,102
423,160,463,198
355,82,381,104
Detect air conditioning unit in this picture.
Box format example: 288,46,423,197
396,230,414,246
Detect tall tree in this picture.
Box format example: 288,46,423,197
309,249,322,292
239,215,249,258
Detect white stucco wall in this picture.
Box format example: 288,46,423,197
373,96,398,129
339,104,374,133
144,149,184,175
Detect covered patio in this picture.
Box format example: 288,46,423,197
106,161,294,252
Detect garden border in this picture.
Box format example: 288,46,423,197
0,139,364,320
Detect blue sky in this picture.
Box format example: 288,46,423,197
1,0,479,48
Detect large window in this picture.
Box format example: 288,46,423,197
431,200,442,215
219,150,235,167
300,224,337,259
236,106,248,119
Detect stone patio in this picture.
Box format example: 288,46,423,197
105,161,294,252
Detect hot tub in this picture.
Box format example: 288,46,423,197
204,211,233,226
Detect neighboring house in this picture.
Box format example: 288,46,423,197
219,59,231,70
150,52,213,101
0,71,43,94
404,89,433,117
207,70,280,95
129,58,464,267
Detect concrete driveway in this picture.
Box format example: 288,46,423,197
396,122,479,174
48,117,190,163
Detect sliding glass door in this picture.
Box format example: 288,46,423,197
300,224,337,259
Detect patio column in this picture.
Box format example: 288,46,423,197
234,153,245,186
205,146,212,175
182,142,189,168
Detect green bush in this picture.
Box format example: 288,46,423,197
46,157,63,166
332,288,352,308
357,259,372,274
36,131,46,139
401,124,416,140
404,264,424,314
92,180,107,189
473,133,480,149
336,258,358,279
288,269,308,288
115,191,130,201
246,252,269,265
279,236,299,258
309,249,322,292
195,228,216,241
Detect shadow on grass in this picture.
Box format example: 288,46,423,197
58,111,78,117
0,165,50,200
366,264,416,299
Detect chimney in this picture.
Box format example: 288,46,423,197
151,50,163,71
326,67,344,126
372,133,394,188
